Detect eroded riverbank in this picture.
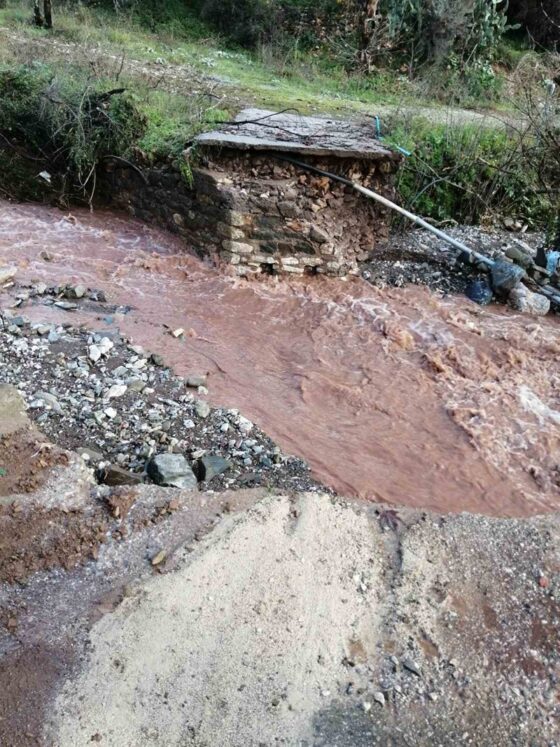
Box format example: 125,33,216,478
1,200,559,515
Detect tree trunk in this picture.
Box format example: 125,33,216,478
43,0,53,29
33,0,43,27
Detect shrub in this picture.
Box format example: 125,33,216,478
508,0,560,49
0,63,147,202
393,119,556,231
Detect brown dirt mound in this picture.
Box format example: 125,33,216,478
0,433,69,499
0,502,109,585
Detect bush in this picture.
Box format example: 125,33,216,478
393,119,556,231
509,0,560,49
0,63,147,202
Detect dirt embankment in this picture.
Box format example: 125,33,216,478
2,485,559,746
0,387,557,747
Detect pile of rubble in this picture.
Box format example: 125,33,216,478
363,225,560,315
0,295,325,495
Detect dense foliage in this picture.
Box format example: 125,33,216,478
509,0,560,48
0,63,147,202
394,121,557,232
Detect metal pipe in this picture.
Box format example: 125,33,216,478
277,155,560,307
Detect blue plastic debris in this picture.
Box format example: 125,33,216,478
546,250,560,275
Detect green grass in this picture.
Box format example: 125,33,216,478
0,1,445,116
0,1,556,231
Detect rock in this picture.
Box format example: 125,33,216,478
98,337,114,355
77,447,104,463
309,225,329,244
402,658,422,677
130,358,147,370
150,550,166,566
373,692,385,706
89,345,102,363
0,266,17,286
505,245,534,270
150,353,165,367
237,415,254,435
186,374,207,388
171,328,184,338
64,285,87,299
98,465,144,486
196,455,231,482
54,301,78,311
127,378,146,392
34,391,62,413
491,260,525,294
147,454,197,489
465,279,493,306
195,400,211,419
106,384,127,400
508,286,550,316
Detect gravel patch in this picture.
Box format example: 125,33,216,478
0,309,326,495
362,225,547,296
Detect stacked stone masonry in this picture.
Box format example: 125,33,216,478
104,148,400,278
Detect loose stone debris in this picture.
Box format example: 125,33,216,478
363,225,558,316
0,302,326,495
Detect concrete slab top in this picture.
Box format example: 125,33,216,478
196,109,397,160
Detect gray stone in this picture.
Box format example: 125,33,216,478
309,225,329,244
222,240,254,255
186,374,207,388
491,260,525,294
197,455,232,482
54,301,78,311
147,454,197,489
150,353,165,367
34,391,62,413
402,658,422,677
505,245,534,270
64,285,87,299
77,447,104,463
508,286,550,316
195,400,211,419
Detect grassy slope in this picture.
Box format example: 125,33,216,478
0,2,556,230
0,0,516,133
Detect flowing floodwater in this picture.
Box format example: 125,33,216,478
1,200,559,516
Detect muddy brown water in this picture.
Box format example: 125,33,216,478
1,200,559,516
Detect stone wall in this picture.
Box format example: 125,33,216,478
102,147,400,277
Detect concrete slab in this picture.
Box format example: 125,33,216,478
196,108,396,160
